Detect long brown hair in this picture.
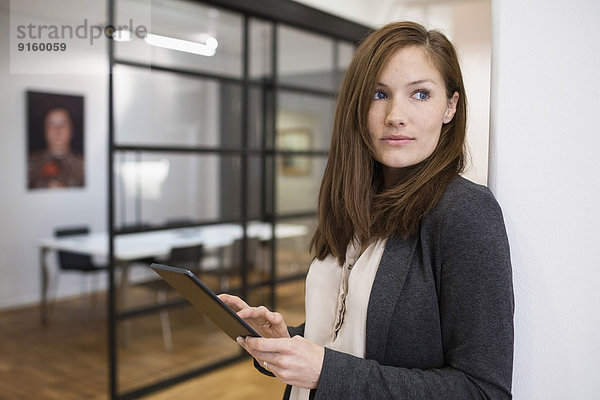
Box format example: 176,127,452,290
311,21,468,263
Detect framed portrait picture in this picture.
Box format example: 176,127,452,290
26,91,85,190
278,128,311,176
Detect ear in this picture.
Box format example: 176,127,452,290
443,91,459,124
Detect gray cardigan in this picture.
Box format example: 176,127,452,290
262,177,514,399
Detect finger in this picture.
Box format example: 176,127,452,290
249,348,276,363
265,310,284,326
237,337,277,363
236,336,256,356
262,359,279,375
244,336,292,353
219,294,249,311
237,306,269,320
236,336,248,352
219,293,249,309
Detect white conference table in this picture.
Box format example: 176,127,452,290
38,221,309,323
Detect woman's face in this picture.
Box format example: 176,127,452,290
44,108,73,155
367,45,458,183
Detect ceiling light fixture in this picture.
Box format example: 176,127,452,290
112,29,133,42
144,33,218,57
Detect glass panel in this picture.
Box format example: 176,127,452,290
119,219,280,305
338,41,355,70
118,306,240,392
249,18,272,81
217,227,272,290
220,84,244,148
274,216,314,326
115,0,243,78
244,217,314,288
276,281,306,328
247,286,273,313
247,235,272,288
276,91,335,152
336,41,356,87
248,86,268,150
278,25,335,91
276,217,315,279
198,233,244,294
114,65,241,148
247,155,266,220
114,152,241,229
276,156,327,215
264,156,277,217
219,156,244,218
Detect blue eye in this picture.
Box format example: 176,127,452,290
412,90,430,101
373,90,387,100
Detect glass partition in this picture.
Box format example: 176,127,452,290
113,65,242,148
114,152,241,228
276,91,335,152
276,217,315,277
118,306,239,392
249,18,272,81
108,1,369,398
248,86,271,150
278,25,336,91
336,41,356,86
276,155,327,215
274,216,316,326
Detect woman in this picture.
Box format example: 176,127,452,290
220,21,513,399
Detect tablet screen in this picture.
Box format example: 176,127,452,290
150,263,260,340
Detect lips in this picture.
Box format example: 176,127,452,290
380,135,414,146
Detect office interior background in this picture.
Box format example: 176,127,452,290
0,0,599,399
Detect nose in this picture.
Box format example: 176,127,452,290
384,98,406,127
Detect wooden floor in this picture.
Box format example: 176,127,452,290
0,280,305,400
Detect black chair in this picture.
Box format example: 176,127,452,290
138,243,204,351
49,226,109,318
118,222,154,233
167,244,204,271
56,227,107,271
204,237,262,291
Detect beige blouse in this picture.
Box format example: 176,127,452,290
289,238,388,400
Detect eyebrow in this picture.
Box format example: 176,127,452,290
376,79,438,87
407,79,437,86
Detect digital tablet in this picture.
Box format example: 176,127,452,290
150,263,260,340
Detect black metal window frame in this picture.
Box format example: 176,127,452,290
107,1,370,398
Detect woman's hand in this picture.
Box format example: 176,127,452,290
218,294,290,339
238,335,324,390
219,294,324,388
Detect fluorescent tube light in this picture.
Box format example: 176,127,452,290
144,33,217,56
112,29,133,42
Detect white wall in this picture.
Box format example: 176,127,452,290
490,0,600,398
0,1,109,307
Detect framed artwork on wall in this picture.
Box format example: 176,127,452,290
278,128,311,176
26,91,85,190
